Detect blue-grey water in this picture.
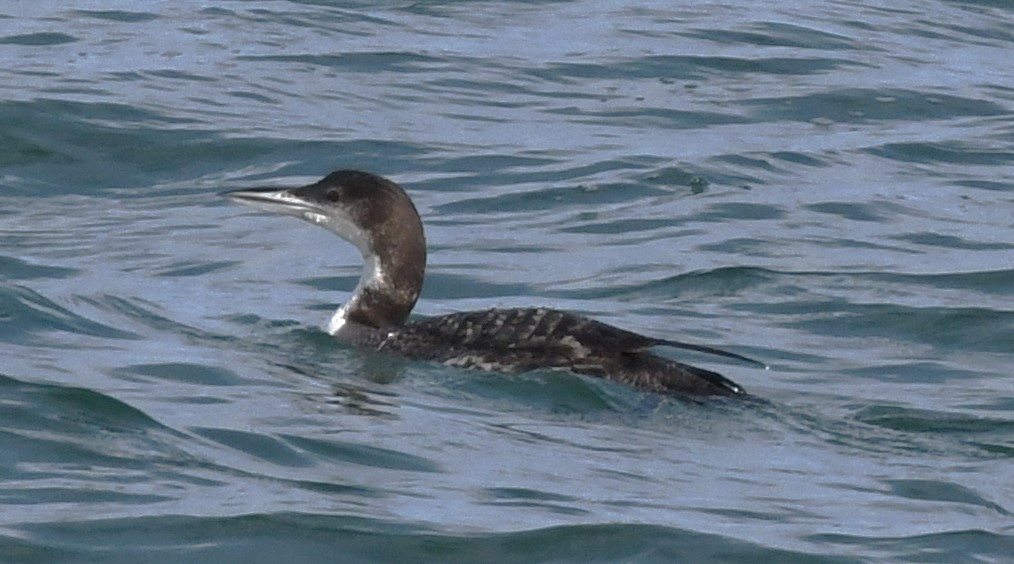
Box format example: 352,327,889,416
2,1,1012,562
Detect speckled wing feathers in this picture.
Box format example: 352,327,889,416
374,308,746,396
401,308,654,353
378,308,601,372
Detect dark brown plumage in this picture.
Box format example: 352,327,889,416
225,170,763,397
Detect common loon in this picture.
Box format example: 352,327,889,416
224,170,764,397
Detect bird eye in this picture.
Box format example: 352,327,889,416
325,188,341,202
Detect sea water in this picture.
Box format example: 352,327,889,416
1,1,1011,561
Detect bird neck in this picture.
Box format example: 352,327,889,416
328,220,426,334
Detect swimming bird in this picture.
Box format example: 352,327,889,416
224,170,763,397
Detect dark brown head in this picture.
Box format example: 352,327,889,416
225,170,427,329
